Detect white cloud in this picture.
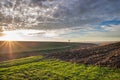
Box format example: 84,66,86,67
1,0,120,31
101,25,120,31
0,0,120,41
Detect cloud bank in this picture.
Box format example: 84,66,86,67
0,0,120,41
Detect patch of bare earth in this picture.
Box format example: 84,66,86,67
45,42,120,68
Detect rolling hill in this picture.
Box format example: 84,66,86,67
44,42,120,68
0,42,120,80
0,41,96,61
0,56,120,80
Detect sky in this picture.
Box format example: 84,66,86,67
0,0,120,42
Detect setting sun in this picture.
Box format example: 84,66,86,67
0,31,22,41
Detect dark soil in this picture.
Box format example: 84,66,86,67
0,41,120,68
44,42,120,68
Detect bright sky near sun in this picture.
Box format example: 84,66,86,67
0,0,120,42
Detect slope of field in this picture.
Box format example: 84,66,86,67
0,41,96,61
0,41,73,53
0,41,96,53
0,56,120,80
44,42,120,68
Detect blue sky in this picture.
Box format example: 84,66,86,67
0,0,120,42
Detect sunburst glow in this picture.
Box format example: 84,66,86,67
0,31,22,41
0,41,29,59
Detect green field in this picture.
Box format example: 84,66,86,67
0,41,95,61
0,41,91,54
0,42,120,80
0,42,73,53
0,56,120,80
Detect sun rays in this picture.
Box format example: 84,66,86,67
0,41,29,59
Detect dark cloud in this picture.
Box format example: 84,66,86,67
0,0,120,30
57,0,120,24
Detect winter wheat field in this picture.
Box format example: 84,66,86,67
0,0,120,80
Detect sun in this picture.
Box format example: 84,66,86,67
0,31,22,41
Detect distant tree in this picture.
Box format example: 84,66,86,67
68,39,70,43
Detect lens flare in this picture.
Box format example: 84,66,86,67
0,41,29,59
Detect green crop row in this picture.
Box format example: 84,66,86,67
0,56,120,80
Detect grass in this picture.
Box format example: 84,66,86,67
0,41,90,62
0,56,120,80
0,42,82,61
0,42,80,54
